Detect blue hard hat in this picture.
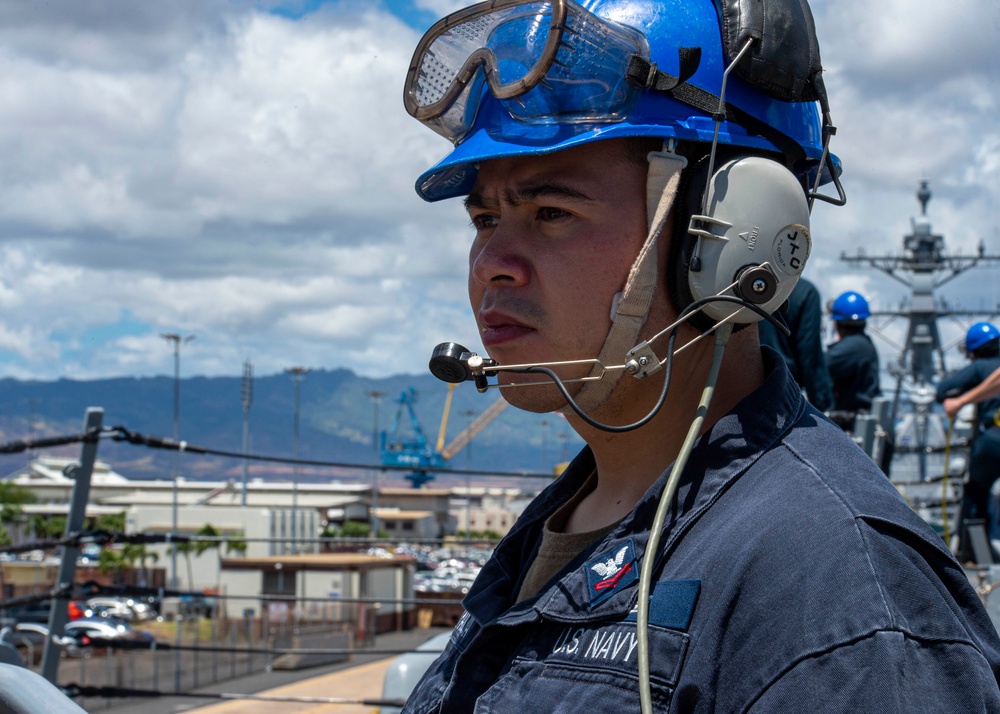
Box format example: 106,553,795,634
966,322,1000,353
831,291,870,322
410,0,840,202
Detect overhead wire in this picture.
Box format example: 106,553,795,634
0,425,555,479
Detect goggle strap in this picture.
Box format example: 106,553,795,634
626,48,702,92
636,66,808,173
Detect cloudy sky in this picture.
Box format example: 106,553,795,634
0,0,997,386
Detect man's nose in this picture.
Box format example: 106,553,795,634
470,223,531,288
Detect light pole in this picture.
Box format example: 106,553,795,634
285,367,311,554
540,418,550,472
364,390,387,538
462,409,476,543
241,360,253,507
161,332,195,588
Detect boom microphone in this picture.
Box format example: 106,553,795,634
428,342,497,392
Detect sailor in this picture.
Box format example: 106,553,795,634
826,290,881,421
758,276,834,411
937,322,1000,534
400,0,1000,710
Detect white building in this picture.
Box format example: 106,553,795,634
448,486,536,536
220,552,416,635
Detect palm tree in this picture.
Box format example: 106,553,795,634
138,547,159,587
0,482,36,544
120,543,158,586
176,524,221,590
92,512,125,534
0,482,35,521
97,548,128,585
194,524,220,559
31,515,67,540
176,539,196,590
225,532,248,557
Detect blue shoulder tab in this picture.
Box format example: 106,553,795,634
626,580,701,631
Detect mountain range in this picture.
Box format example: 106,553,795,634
0,369,583,488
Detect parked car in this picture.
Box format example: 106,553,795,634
61,617,154,657
0,599,90,626
11,617,156,659
0,602,52,626
8,622,49,664
86,596,153,621
379,632,451,714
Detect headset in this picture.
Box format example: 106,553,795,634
428,165,810,438
670,152,813,326
429,150,812,413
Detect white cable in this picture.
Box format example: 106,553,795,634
637,322,732,713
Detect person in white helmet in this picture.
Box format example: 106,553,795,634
400,0,1000,710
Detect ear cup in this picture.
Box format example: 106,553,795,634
669,155,812,324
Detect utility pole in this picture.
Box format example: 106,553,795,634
241,359,253,507
364,390,386,538
41,408,102,684
161,332,195,588
285,367,310,554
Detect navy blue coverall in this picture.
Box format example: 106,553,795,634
827,331,881,414
402,351,1000,713
937,356,1000,524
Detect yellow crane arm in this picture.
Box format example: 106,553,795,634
435,383,457,454
441,395,509,461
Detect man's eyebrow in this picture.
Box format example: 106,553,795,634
464,191,492,211
464,181,592,211
507,182,592,205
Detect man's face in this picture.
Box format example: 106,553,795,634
465,138,659,413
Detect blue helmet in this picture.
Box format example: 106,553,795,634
406,0,840,202
965,322,1000,353
831,291,870,322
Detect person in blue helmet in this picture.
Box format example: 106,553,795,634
937,322,1000,541
826,290,882,418
400,0,1000,711
758,276,834,411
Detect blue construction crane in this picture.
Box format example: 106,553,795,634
380,386,508,488
380,388,445,488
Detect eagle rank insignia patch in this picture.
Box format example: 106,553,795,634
585,539,639,607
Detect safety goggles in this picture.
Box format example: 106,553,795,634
404,0,649,143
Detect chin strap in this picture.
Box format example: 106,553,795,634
570,145,687,413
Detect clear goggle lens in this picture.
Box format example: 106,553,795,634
404,0,649,143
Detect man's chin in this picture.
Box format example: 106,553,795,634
500,389,568,415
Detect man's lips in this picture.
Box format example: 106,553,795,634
478,312,534,347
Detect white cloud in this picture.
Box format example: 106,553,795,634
0,0,995,390
413,0,470,16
